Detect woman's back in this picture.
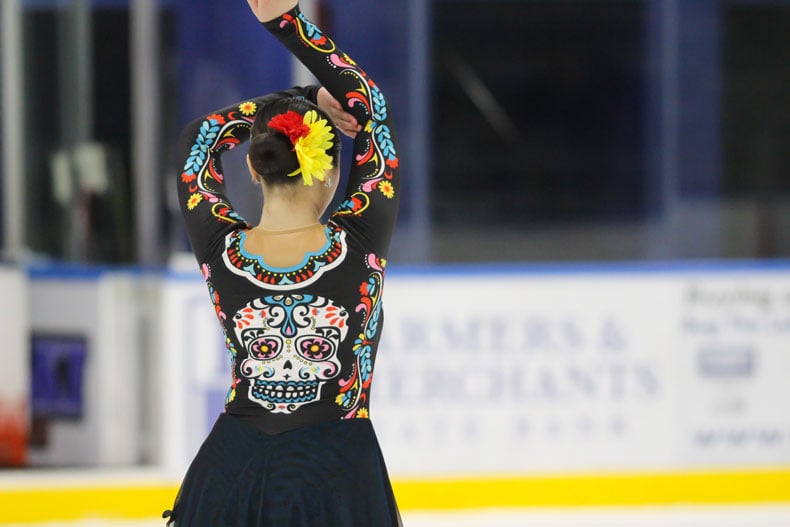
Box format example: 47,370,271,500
175,2,400,435
243,224,330,268
168,2,403,525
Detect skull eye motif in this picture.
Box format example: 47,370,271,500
233,295,349,414
296,328,339,361
249,336,281,360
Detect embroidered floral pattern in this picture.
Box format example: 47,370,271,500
379,181,395,199
281,11,335,52
187,193,203,210
279,12,400,217
239,101,258,116
180,111,253,225
222,222,348,290
336,253,386,419
201,264,239,405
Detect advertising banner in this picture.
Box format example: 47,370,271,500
676,275,790,467
374,272,680,475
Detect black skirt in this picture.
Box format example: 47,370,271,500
165,414,402,527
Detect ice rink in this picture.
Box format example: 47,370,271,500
2,468,789,527
2,0,790,526
2,506,790,527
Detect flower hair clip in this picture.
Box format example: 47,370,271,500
268,110,335,186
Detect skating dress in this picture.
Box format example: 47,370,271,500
169,5,401,526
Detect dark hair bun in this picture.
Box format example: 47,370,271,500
249,96,340,186
248,131,299,184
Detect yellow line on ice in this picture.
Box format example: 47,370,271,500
394,468,790,510
0,484,176,523
1,469,789,522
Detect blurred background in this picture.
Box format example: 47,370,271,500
1,0,789,525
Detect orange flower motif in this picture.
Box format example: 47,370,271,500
187,193,203,210
239,101,257,116
386,157,399,169
181,172,197,183
207,114,226,125
379,181,395,199
357,408,369,419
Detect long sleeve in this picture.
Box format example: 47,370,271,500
170,7,405,444
264,7,401,258
177,86,320,262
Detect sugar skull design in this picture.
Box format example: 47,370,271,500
233,294,349,413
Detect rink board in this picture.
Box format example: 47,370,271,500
0,267,28,467
3,261,789,522
160,262,790,478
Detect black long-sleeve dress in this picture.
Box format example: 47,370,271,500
168,5,401,526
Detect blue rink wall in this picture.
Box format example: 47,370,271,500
2,261,790,522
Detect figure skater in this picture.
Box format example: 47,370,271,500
166,0,402,524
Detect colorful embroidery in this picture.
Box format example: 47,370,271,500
281,11,335,52
336,253,386,419
336,192,370,216
233,295,349,414
181,109,256,225
239,101,257,116
280,13,400,217
222,222,348,290
379,181,395,199
201,264,239,405
187,193,202,210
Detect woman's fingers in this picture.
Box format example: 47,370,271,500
247,0,297,23
246,0,260,16
317,86,362,138
333,112,360,139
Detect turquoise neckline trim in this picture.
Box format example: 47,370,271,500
237,224,333,273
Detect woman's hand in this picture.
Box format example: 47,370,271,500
247,2,360,138
246,0,297,23
317,87,362,139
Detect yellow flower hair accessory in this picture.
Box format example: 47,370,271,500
268,110,335,186
290,110,335,186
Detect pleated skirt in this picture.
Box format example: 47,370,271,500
165,414,402,527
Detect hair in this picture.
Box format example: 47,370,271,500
248,97,341,186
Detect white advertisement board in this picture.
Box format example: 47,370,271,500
373,271,680,475
157,266,790,478
676,276,790,467
157,276,231,477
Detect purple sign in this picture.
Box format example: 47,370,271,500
31,335,87,418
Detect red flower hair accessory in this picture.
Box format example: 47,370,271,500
268,111,310,144
266,109,335,186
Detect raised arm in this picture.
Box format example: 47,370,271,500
247,0,298,24
253,0,401,257
176,86,319,262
